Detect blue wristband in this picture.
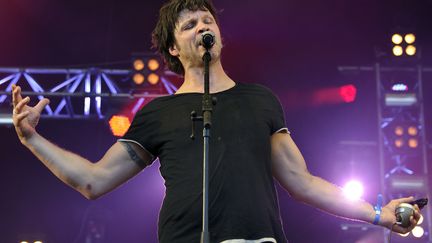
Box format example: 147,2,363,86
373,194,383,225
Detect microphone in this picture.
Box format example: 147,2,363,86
395,203,414,228
395,198,428,228
201,31,215,49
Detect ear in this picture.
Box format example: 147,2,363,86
169,44,179,57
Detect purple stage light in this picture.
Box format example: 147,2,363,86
391,83,408,91
343,180,364,201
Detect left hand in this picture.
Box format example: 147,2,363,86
379,196,421,234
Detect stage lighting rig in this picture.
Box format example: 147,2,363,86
131,54,163,86
391,33,417,57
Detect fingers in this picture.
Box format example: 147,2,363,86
14,110,30,125
413,204,421,217
395,196,414,204
34,98,50,114
14,96,30,114
392,224,410,234
12,84,23,107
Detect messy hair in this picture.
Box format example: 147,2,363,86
151,0,219,75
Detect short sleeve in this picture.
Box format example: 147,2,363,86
268,90,290,135
118,101,160,166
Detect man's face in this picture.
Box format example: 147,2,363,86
169,9,222,69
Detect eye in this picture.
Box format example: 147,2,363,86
204,17,214,24
183,21,196,30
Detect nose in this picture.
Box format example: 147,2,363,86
198,27,210,34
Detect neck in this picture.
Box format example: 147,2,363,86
177,59,235,94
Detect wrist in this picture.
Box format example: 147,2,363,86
372,194,383,225
21,131,39,147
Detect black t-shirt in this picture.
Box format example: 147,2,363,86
120,82,288,243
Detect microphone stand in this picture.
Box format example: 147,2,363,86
190,48,215,243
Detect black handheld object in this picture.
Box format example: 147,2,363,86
395,198,428,228
409,198,428,209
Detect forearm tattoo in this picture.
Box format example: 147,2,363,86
120,141,147,168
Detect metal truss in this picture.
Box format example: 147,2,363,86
339,64,432,242
0,67,178,119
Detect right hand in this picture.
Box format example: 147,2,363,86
12,84,50,143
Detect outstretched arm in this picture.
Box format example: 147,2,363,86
271,132,421,234
12,84,152,199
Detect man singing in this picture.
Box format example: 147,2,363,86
11,0,421,242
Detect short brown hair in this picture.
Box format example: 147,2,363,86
151,0,218,75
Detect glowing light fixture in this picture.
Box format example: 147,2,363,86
391,83,408,92
109,115,131,137
394,139,404,148
339,84,357,103
408,138,418,148
392,34,403,44
408,126,418,136
148,59,160,71
406,45,416,56
131,54,163,86
394,126,404,136
404,33,416,44
147,73,160,85
343,180,364,201
412,226,424,238
391,33,417,57
133,59,145,71
392,45,403,56
385,93,417,106
133,73,145,85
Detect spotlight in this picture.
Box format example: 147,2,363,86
391,83,408,92
392,34,403,45
406,45,416,56
404,33,416,44
412,226,424,238
394,126,404,136
408,138,418,148
394,139,404,148
390,32,417,57
343,180,364,201
148,59,160,71
339,84,357,103
147,73,160,85
109,115,131,137
133,73,145,85
131,54,163,86
392,45,403,56
407,126,418,136
133,59,145,71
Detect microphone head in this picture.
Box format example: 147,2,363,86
201,31,215,49
395,203,414,228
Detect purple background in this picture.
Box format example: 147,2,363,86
1,0,432,242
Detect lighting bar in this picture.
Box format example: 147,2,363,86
385,93,417,106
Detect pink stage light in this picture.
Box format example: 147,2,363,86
310,84,357,106
339,84,357,103
343,180,364,201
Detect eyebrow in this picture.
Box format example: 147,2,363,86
178,13,215,28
